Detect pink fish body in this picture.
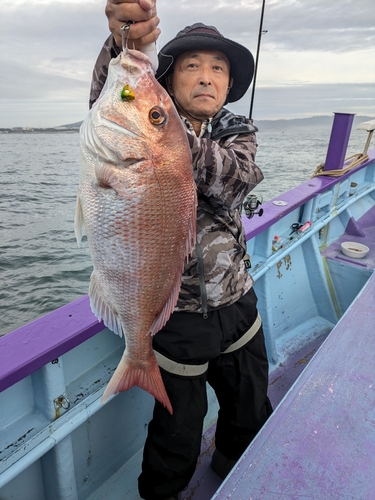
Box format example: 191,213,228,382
75,50,196,414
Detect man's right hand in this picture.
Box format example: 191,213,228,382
105,0,160,50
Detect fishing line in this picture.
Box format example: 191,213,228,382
156,52,174,81
121,21,133,52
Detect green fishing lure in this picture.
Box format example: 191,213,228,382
121,85,135,101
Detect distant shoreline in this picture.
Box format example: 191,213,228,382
253,114,373,131
1,115,372,134
0,128,79,134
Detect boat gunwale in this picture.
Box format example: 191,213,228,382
0,296,105,392
244,150,375,239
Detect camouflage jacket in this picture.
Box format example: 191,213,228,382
90,36,264,314
177,110,263,314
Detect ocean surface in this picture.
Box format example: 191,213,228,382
0,127,369,336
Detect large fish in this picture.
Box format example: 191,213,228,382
75,49,197,414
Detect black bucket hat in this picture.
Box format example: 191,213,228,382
155,23,254,103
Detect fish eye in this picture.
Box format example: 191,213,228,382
149,106,166,125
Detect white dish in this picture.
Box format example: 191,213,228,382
341,241,369,259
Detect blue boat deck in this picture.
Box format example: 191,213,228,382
212,271,375,500
179,330,331,500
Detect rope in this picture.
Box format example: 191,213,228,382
311,153,369,178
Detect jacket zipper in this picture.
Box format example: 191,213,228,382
195,241,208,319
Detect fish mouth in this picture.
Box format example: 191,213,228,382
100,117,140,139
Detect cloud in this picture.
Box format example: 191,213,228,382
0,0,374,127
156,0,375,54
229,82,375,121
263,0,375,52
0,56,88,99
0,1,107,126
0,1,109,87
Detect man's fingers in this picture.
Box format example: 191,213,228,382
106,0,156,21
111,17,160,49
110,0,155,8
106,0,159,49
137,0,156,10
128,16,159,38
126,28,161,51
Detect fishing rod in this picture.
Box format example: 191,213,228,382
249,0,267,121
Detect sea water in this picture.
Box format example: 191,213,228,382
0,127,369,336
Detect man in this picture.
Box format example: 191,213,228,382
91,2,272,499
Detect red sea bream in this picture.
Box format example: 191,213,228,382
75,49,197,414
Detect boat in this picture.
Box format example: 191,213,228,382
1,112,374,499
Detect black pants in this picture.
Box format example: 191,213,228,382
138,288,273,500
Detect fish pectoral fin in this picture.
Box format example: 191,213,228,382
101,351,173,415
74,192,86,246
95,158,139,199
89,273,123,337
94,157,119,189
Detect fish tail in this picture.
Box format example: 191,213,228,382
101,352,173,415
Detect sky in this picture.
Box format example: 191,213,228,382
0,0,374,128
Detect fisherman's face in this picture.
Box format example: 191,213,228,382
168,50,233,120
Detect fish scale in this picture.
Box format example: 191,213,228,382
75,49,197,414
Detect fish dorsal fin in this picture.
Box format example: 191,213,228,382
89,273,123,337
149,185,197,336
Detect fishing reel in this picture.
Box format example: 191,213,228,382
243,194,263,219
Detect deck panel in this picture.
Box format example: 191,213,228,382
212,272,375,499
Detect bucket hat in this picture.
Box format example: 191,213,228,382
155,23,254,103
